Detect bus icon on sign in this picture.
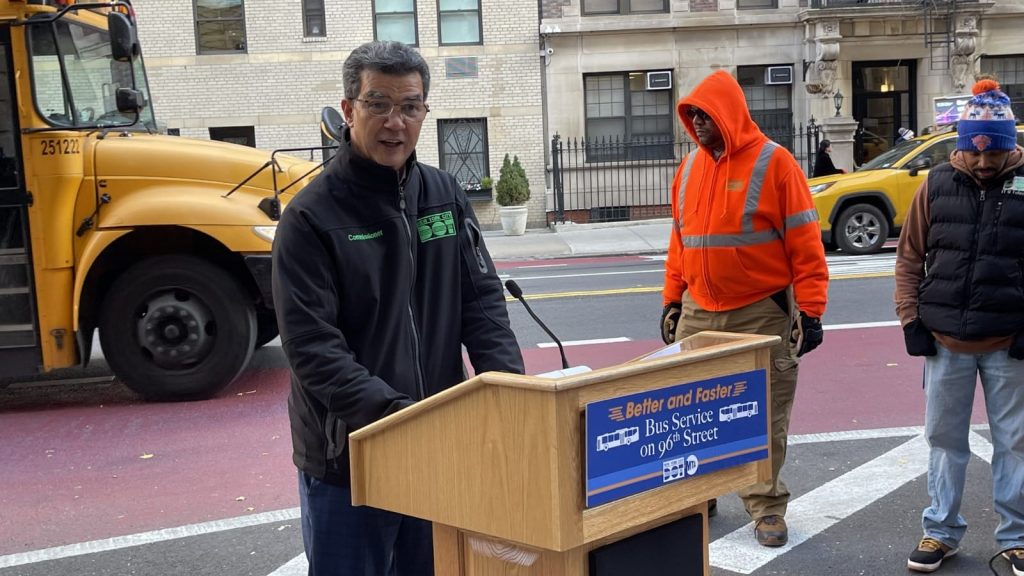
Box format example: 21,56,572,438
596,427,640,451
720,401,758,422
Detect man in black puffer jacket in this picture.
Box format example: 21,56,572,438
895,78,1024,575
272,41,523,576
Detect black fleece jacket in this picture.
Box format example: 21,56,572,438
272,129,524,485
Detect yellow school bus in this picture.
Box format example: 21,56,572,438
0,0,318,400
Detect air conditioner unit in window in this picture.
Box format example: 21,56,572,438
765,66,794,85
646,71,672,91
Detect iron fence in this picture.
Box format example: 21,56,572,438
550,120,820,224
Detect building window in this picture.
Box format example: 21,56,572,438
981,55,1024,120
582,0,668,15
210,126,255,148
374,0,417,45
194,0,247,54
438,118,489,192
736,0,777,8
439,0,481,45
737,65,792,149
303,0,326,37
584,72,674,161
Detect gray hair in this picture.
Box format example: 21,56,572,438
342,41,431,100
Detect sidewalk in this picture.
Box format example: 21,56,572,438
484,218,672,261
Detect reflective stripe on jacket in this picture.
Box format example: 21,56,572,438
663,70,829,317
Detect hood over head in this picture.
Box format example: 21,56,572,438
678,70,767,157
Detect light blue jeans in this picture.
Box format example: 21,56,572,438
922,344,1024,552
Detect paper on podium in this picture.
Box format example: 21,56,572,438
638,340,684,360
535,365,591,379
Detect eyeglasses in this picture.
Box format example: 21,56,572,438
354,98,430,123
685,107,713,123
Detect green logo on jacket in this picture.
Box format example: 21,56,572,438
417,210,456,243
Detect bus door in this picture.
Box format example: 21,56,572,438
0,25,42,378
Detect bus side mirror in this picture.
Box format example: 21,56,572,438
320,107,346,143
108,11,139,63
116,87,144,113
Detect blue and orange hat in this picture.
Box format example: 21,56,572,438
957,78,1017,152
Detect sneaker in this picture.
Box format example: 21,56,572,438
707,498,718,518
1002,548,1024,576
907,537,958,573
754,515,787,547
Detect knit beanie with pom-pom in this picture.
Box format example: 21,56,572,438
957,78,1017,152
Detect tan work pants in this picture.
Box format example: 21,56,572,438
676,291,800,520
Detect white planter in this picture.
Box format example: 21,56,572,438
499,205,528,236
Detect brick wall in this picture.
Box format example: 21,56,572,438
134,0,544,228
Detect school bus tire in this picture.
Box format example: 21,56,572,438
98,255,257,401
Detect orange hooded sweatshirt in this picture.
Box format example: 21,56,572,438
663,71,829,318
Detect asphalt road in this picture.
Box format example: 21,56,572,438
1,250,1014,576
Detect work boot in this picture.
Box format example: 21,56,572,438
754,515,787,547
907,537,957,573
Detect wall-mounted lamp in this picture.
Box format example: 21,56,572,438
833,90,844,117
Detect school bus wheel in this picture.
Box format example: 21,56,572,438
98,255,257,401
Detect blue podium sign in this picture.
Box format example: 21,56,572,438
584,369,768,508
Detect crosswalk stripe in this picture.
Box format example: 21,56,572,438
267,553,307,576
710,435,931,574
710,430,996,574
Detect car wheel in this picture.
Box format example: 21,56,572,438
99,255,256,401
834,204,889,255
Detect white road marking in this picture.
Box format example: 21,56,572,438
268,553,308,576
0,508,300,569
537,337,631,348
824,320,901,330
709,431,996,574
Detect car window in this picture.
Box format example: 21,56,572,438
857,139,921,171
908,138,956,169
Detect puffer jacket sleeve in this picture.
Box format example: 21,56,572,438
272,205,412,430
456,193,525,375
777,156,829,318
663,158,689,306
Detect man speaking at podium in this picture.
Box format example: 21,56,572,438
272,41,523,575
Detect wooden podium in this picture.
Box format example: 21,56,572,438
349,331,778,575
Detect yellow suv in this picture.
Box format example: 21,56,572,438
808,125,1024,255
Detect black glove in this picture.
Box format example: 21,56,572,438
661,302,681,344
792,312,823,357
1009,332,1024,360
903,318,937,357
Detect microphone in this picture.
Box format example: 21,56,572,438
505,279,570,370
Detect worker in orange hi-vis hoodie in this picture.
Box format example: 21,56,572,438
660,70,830,548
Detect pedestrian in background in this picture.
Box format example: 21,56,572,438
898,127,916,143
272,40,524,575
812,139,844,178
660,70,829,547
895,78,1024,575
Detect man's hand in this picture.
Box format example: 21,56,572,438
792,312,823,357
661,302,682,344
1009,332,1024,360
903,318,937,357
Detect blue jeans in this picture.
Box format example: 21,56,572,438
922,345,1024,552
298,471,434,576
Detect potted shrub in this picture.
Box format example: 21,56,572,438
495,154,530,236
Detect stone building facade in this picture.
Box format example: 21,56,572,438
133,0,546,229
540,0,1024,218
